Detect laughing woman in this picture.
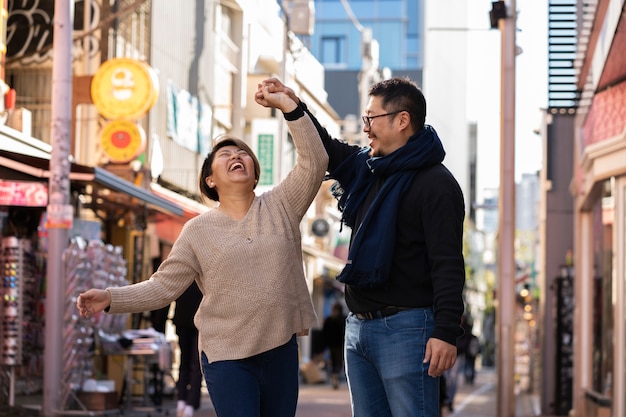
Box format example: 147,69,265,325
77,79,328,417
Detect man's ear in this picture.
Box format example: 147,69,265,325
398,111,412,131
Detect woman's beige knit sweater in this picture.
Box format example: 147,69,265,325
106,113,328,363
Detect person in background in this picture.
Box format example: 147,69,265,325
322,302,347,389
76,80,328,417
147,256,170,407
174,281,202,417
149,256,170,334
268,76,466,417
443,314,472,412
464,324,480,385
438,374,448,417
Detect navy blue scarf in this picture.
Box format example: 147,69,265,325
330,125,445,288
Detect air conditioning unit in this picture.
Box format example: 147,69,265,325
7,107,32,137
284,0,315,36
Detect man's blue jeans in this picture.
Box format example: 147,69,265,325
345,307,439,417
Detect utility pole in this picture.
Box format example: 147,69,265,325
495,0,517,416
43,1,73,416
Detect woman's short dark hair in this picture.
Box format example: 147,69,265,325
198,135,261,202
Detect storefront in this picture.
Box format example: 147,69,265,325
573,79,626,417
0,130,185,406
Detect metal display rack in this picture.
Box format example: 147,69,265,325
100,330,172,416
59,239,129,415
1,237,41,406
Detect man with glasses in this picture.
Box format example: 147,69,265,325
267,76,466,417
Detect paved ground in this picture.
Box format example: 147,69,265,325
440,366,541,417
8,367,546,417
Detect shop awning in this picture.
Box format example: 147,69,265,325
150,182,210,217
0,149,183,217
91,167,183,216
0,124,52,158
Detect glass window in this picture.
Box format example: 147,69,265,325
591,179,614,396
213,4,239,129
321,35,345,65
349,0,404,19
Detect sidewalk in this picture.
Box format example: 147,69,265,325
6,367,546,417
442,367,542,417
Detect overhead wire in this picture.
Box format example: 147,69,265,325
340,0,364,32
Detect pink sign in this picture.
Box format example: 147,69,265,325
0,180,48,207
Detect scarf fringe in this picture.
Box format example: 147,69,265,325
337,266,389,289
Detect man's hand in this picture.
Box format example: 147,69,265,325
76,289,111,319
424,338,457,377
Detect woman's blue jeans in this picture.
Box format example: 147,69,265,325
201,334,299,417
345,308,439,417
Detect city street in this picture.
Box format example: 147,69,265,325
147,366,540,417
8,366,544,417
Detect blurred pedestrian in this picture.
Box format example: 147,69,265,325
464,332,480,385
443,314,472,411
174,282,202,417
322,302,346,389
438,374,448,417
77,80,328,417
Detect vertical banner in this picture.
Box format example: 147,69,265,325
257,134,274,187
251,118,279,187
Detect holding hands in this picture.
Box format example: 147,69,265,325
255,78,299,113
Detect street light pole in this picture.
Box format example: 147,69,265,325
43,1,73,416
496,0,516,416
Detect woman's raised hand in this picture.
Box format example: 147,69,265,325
255,78,298,113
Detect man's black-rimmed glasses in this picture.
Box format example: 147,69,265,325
362,110,406,129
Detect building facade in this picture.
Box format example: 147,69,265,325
570,0,626,414
0,0,344,409
307,0,423,130
540,0,626,416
